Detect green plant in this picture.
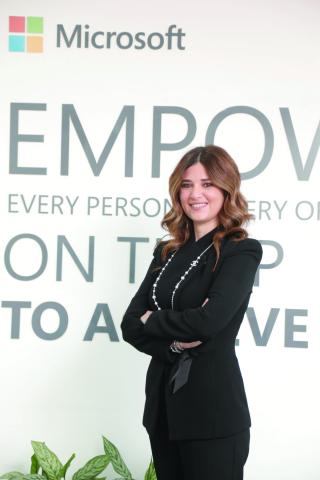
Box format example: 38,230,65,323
0,436,156,480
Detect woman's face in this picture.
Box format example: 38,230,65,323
179,162,224,231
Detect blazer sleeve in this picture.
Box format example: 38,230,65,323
143,238,262,342
121,243,176,364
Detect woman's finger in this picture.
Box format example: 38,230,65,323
180,340,202,349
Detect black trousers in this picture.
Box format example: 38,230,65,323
149,420,250,480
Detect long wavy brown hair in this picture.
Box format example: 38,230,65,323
160,145,253,268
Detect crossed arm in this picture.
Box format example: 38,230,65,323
121,244,202,363
140,306,205,349
121,249,177,363
121,238,262,359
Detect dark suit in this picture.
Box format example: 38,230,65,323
121,232,262,442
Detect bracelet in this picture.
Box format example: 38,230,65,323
170,340,184,353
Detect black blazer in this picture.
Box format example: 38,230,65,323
121,233,262,440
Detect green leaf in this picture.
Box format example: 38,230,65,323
144,459,156,480
102,437,132,480
0,473,25,480
23,475,47,480
31,441,63,480
30,454,40,474
72,455,109,480
60,453,76,479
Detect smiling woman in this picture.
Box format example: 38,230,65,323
160,145,253,267
179,163,225,239
121,145,262,480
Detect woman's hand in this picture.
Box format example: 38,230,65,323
140,310,153,324
178,340,202,349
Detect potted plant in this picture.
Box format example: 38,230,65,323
0,436,156,480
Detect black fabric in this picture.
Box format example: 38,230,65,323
150,430,250,480
121,228,262,440
151,226,221,310
150,408,250,480
170,350,193,393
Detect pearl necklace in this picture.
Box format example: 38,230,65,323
152,243,212,310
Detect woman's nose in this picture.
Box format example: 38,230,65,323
190,185,203,197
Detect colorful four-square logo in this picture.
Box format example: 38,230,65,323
9,16,44,53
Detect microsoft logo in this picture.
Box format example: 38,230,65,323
9,16,44,53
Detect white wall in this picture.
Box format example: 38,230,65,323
1,0,319,478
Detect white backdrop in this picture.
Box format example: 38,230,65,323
1,0,320,478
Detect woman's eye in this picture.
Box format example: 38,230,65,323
203,182,213,188
181,183,191,188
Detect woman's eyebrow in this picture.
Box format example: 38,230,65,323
181,178,210,182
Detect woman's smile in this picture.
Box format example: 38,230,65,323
179,162,224,237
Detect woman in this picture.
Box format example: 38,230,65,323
121,145,262,480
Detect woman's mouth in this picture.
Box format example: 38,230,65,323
189,202,208,210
